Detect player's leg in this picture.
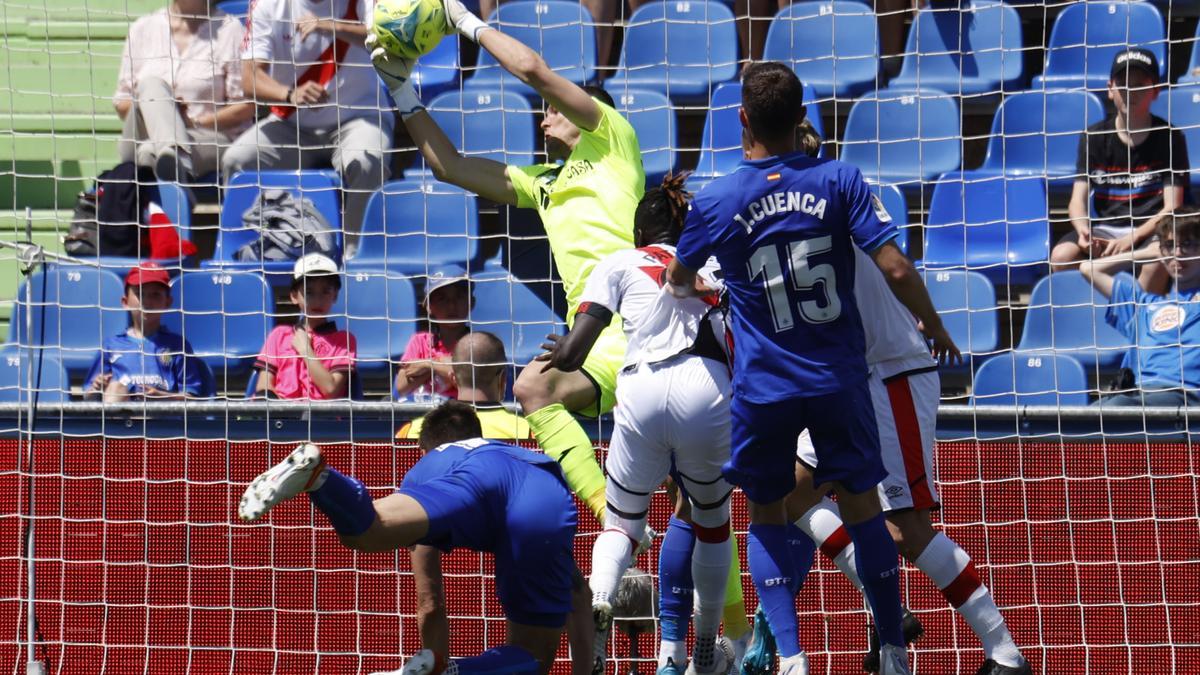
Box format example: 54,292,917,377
658,482,695,673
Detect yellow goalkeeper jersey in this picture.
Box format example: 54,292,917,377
506,102,645,321
396,404,533,440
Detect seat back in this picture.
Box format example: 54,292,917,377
982,90,1105,178
1150,82,1200,186
10,265,127,375
355,181,481,269
972,352,1090,406
470,1,596,90
614,0,738,98
215,170,342,262
411,34,460,99
841,89,961,185
426,89,536,169
763,1,879,99
694,82,823,180
1040,1,1166,89
924,171,1050,276
331,272,419,374
469,274,566,366
162,270,274,375
1017,271,1132,369
613,88,677,184
0,344,69,403
893,0,1023,93
922,268,999,362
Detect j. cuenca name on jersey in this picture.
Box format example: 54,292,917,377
733,191,828,233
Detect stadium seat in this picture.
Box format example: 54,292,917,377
763,1,880,100
465,1,596,99
971,352,1090,406
469,273,566,366
215,0,249,17
980,89,1105,190
405,89,535,179
613,89,677,186
840,88,961,187
330,272,419,377
161,270,274,378
922,171,1050,285
1150,82,1200,188
0,343,69,403
888,0,1024,97
156,181,193,235
687,82,823,192
1016,271,1132,370
1032,1,1166,91
9,265,127,377
411,35,460,103
922,268,999,371
605,0,738,103
350,180,481,273
204,170,342,283
868,182,910,256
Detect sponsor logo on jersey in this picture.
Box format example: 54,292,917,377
1151,304,1185,332
159,350,174,367
871,193,893,223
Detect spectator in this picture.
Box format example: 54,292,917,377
84,264,213,401
1056,48,1189,293
393,264,473,401
396,331,532,439
225,0,392,254
253,253,358,399
1080,207,1200,407
114,0,254,183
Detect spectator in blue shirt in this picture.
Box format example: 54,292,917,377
1081,207,1200,406
84,264,213,401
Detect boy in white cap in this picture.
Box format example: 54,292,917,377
254,253,358,399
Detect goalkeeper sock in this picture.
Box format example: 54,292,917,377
914,533,1023,667
746,524,801,658
845,513,904,648
526,403,607,522
590,528,635,606
451,645,540,674
795,497,865,592
308,467,376,537
657,517,693,669
691,523,731,671
721,529,752,640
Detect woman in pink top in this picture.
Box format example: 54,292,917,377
254,254,358,400
113,0,255,182
394,265,474,401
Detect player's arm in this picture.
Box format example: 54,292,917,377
1079,240,1163,298
870,241,962,365
535,304,610,373
667,207,716,298
412,544,451,663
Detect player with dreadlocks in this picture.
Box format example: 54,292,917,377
539,174,742,675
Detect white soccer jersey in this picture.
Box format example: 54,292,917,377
243,0,382,131
579,244,726,369
853,246,936,379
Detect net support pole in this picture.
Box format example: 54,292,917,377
19,208,45,675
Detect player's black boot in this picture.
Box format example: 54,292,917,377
862,608,923,673
975,659,1032,675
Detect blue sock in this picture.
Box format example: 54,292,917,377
453,645,540,674
308,467,376,536
786,523,816,589
658,516,695,642
747,523,801,658
845,513,903,647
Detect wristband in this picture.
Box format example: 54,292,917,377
458,14,492,43
285,87,294,105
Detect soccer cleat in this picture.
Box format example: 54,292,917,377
727,629,751,672
656,658,683,675
862,608,924,673
238,443,327,522
777,653,810,675
684,636,733,675
635,525,658,557
877,645,910,675
740,606,776,675
975,659,1032,675
592,601,613,675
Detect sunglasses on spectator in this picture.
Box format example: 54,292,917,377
1161,239,1200,254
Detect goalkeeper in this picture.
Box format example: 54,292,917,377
367,2,644,526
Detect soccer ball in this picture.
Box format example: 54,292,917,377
372,0,448,59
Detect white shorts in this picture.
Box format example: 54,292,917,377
797,368,940,512
607,355,733,513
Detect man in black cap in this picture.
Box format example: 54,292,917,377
1055,46,1190,292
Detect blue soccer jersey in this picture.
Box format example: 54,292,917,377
83,328,213,398
676,153,897,402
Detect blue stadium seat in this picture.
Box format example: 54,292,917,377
1032,1,1166,91
9,265,127,377
1016,271,1132,370
889,0,1024,96
687,82,822,192
980,89,1105,190
215,0,249,17
465,1,596,99
406,89,536,179
0,344,69,403
971,352,1090,406
613,89,677,186
157,181,193,235
469,273,566,366
605,0,738,103
1150,82,1200,188
868,182,910,256
763,1,879,100
161,270,274,378
922,268,999,371
840,89,961,187
351,180,481,273
411,35,460,102
204,170,343,282
922,171,1050,285
330,272,419,377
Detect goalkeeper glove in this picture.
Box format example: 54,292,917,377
365,33,423,119
442,0,491,43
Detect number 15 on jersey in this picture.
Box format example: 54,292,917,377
748,235,842,332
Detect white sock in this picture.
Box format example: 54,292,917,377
590,529,634,607
914,533,1023,667
691,537,731,670
795,497,865,593
659,640,687,669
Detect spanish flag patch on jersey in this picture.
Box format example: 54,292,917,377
766,172,781,181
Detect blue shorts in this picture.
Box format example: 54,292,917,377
725,378,886,504
411,466,578,627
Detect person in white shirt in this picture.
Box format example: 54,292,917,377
114,0,254,182
224,0,393,251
